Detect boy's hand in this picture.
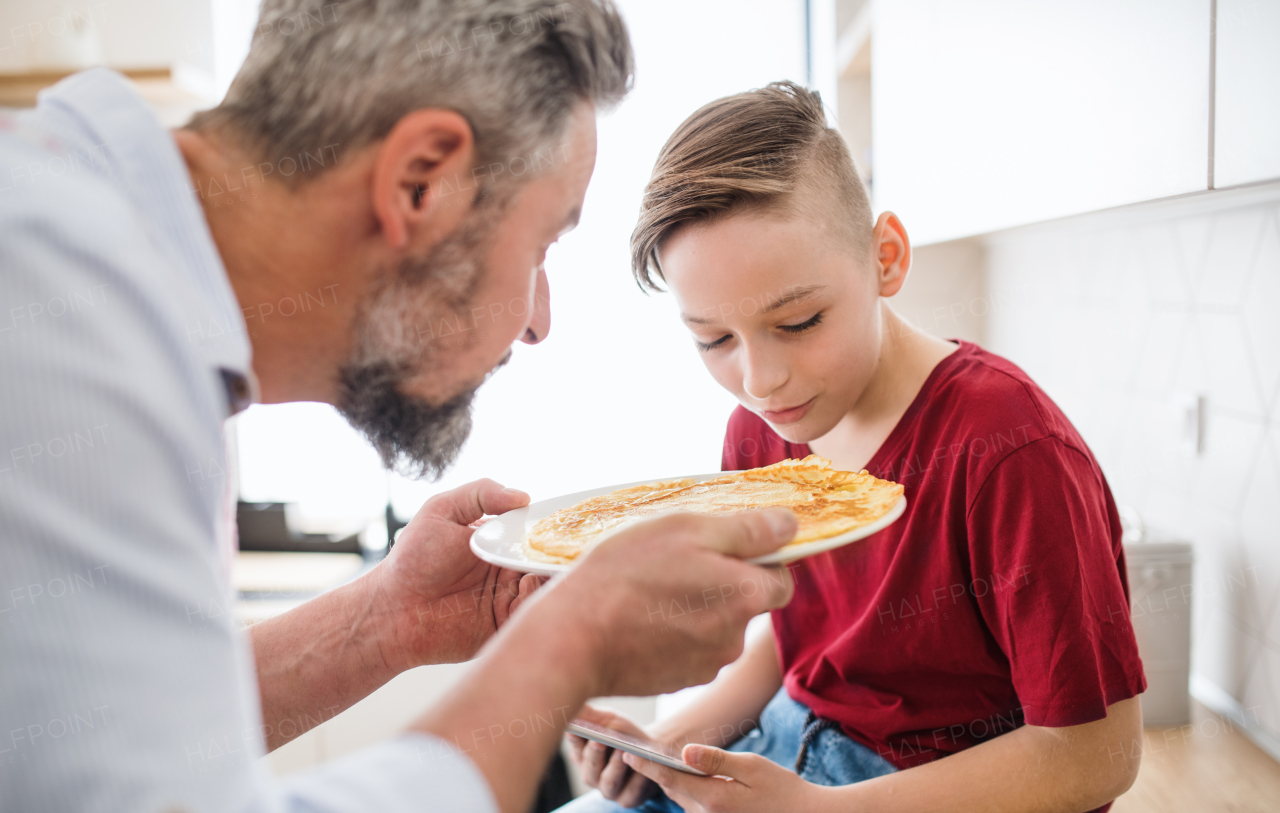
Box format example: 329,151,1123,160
623,744,816,813
566,706,658,808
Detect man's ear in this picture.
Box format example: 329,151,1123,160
371,109,477,250
872,211,912,297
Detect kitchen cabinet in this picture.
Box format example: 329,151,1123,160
872,0,1211,245
1214,0,1280,188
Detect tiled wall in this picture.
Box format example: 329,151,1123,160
980,182,1280,742
896,237,986,346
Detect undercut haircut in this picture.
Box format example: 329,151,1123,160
630,81,873,292
190,0,633,188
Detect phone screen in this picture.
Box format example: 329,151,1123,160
567,719,709,776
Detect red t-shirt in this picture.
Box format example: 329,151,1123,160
722,341,1146,781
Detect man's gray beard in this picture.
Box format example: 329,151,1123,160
337,204,502,481
337,361,479,481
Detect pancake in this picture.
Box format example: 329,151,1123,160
523,455,903,563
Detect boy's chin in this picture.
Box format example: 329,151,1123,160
766,414,836,447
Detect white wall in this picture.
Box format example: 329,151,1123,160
892,238,986,346
1214,0,1280,188
983,182,1280,745
0,0,182,71
873,0,1212,245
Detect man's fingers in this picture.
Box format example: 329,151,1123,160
519,573,545,599
693,508,797,559
755,563,794,611
505,573,540,618
421,478,529,525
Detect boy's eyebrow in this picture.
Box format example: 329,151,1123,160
681,284,828,325
761,284,827,313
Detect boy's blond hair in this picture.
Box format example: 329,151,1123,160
630,81,873,292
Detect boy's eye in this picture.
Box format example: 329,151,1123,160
779,311,824,334
695,334,732,352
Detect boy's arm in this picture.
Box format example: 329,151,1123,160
626,695,1144,813
648,617,783,748
829,695,1143,812
567,619,783,807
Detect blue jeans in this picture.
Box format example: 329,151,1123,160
557,688,896,812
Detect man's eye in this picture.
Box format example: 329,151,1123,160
695,334,731,352
779,312,824,334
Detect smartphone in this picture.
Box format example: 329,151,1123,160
566,719,709,776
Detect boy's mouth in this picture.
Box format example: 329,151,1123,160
761,396,816,425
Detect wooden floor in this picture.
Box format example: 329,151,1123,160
1112,701,1280,812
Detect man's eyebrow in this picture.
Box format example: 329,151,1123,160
681,284,827,326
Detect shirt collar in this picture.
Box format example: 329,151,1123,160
38,68,257,406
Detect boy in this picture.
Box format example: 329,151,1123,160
562,82,1146,813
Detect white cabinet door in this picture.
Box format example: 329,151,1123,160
873,0,1211,245
1215,0,1280,188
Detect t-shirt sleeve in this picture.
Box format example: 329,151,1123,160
965,438,1146,728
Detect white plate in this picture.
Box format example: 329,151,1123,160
566,719,708,776
470,472,908,576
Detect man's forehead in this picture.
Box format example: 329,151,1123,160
559,102,598,181
537,111,595,227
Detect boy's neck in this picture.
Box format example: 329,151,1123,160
809,303,957,471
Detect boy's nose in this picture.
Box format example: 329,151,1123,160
741,342,788,400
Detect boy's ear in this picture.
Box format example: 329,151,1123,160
872,212,912,297
371,109,477,251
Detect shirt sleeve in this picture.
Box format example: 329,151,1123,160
965,438,1146,728
278,734,497,813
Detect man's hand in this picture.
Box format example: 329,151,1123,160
251,478,543,752
553,508,797,698
373,478,544,670
566,705,659,808
413,507,797,813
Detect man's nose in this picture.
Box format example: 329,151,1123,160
741,341,787,400
522,265,551,344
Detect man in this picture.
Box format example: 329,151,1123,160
0,2,796,811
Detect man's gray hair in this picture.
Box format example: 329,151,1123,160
192,0,633,182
